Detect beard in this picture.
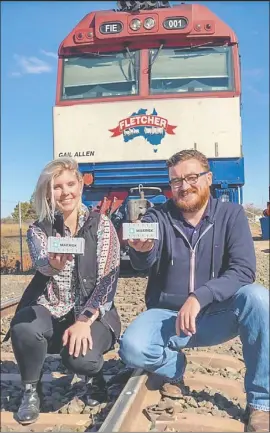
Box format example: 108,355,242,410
173,186,210,213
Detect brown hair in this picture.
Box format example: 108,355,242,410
166,149,210,171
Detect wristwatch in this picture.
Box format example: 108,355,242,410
83,310,95,319
78,310,94,322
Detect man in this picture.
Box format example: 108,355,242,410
119,149,269,432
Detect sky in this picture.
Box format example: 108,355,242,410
1,1,269,217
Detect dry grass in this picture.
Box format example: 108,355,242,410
1,223,29,237
1,223,32,272
1,236,28,255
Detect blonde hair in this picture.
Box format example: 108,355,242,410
33,157,83,222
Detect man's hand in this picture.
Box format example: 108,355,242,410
127,220,155,252
176,295,201,337
128,239,154,252
62,322,93,357
48,233,73,270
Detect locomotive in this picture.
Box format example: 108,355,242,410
53,1,244,259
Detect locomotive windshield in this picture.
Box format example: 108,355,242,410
61,50,139,100
61,45,234,100
149,45,234,94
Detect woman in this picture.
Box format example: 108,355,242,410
4,157,121,425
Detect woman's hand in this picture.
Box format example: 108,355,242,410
48,252,73,270
48,233,73,270
62,322,93,357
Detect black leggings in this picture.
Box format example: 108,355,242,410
10,305,113,384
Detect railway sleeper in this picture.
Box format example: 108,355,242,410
0,412,92,432
99,369,246,432
1,349,246,432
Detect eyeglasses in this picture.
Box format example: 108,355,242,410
169,171,209,188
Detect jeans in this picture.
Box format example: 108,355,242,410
10,305,113,384
119,284,269,411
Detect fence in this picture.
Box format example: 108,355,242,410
245,209,262,227
1,220,34,274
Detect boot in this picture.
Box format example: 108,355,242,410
160,379,189,399
246,407,270,432
160,354,188,399
85,371,108,407
16,382,41,425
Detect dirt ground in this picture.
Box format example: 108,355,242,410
249,222,269,288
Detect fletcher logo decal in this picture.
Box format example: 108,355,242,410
109,108,177,152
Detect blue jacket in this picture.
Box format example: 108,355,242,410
129,196,256,311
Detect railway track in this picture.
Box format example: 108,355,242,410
1,350,246,432
0,297,20,318
1,290,247,432
99,354,246,432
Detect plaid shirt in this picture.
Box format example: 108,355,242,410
26,205,120,319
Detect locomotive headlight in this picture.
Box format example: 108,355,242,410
144,17,155,29
130,18,142,31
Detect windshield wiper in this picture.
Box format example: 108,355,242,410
125,46,136,66
148,40,233,67
175,41,226,52
149,44,164,69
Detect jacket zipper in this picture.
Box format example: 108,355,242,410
189,250,196,293
75,226,89,298
172,223,214,293
78,274,88,298
77,256,88,298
